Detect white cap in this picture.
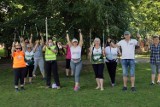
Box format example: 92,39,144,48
72,38,78,43
27,44,31,48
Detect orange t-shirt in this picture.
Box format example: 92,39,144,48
12,51,26,68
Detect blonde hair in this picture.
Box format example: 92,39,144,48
94,38,101,44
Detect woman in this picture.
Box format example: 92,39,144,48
66,29,83,91
24,44,35,84
105,39,121,87
59,42,73,77
43,38,60,89
11,41,26,92
32,33,45,79
89,38,105,91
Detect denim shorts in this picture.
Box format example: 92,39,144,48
150,64,160,74
121,59,135,77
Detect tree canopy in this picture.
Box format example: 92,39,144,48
0,0,160,46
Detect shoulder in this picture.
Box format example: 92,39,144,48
117,40,124,45
131,39,138,43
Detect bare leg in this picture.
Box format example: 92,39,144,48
95,78,100,89
123,76,128,87
131,76,135,87
99,79,104,90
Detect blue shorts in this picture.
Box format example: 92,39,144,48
121,59,135,77
150,64,160,74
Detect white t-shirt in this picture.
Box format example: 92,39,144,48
25,50,34,60
105,46,118,61
117,39,138,59
70,46,81,59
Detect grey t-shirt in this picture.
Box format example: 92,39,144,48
34,45,43,59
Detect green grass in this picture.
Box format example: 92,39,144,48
0,62,159,107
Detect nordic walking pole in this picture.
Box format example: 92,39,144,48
89,29,92,62
35,24,38,37
45,17,48,42
103,30,105,48
23,24,26,35
13,28,17,43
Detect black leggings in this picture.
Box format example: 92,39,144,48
25,65,34,78
106,61,117,84
92,64,104,79
13,67,26,86
66,59,71,69
45,60,60,86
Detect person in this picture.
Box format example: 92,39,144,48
105,39,121,87
150,36,160,85
109,31,141,91
59,42,73,77
43,38,60,89
89,38,105,91
24,44,35,84
11,40,26,92
32,33,45,79
66,29,83,91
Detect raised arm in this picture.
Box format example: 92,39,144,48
29,33,33,47
40,32,44,45
20,37,26,52
11,42,15,56
33,40,39,52
66,31,72,47
108,38,119,48
136,33,141,46
78,29,83,47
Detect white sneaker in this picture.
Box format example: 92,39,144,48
33,74,36,77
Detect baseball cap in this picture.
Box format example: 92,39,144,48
72,38,78,42
124,31,131,35
27,44,31,48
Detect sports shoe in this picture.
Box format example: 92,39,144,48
150,83,155,85
100,87,104,91
74,86,80,91
33,74,36,77
157,81,160,84
131,87,136,92
122,87,127,91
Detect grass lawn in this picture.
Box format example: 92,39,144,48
0,62,159,107
0,48,5,57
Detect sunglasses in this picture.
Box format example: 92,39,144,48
16,48,21,50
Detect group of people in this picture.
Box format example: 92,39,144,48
11,29,160,92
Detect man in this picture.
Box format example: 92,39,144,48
109,31,141,91
150,36,160,85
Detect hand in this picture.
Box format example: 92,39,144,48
137,33,141,39
78,29,81,33
20,37,24,42
31,33,33,37
66,30,69,33
107,38,111,43
36,40,40,44
40,32,43,36
12,42,15,47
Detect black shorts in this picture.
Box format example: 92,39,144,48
66,59,71,69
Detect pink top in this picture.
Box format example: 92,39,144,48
66,45,71,59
